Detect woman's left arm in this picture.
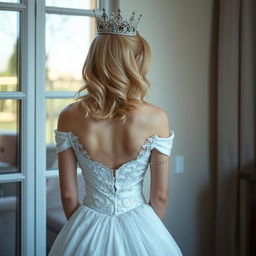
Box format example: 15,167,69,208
57,106,80,221
58,148,80,221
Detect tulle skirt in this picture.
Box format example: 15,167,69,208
48,203,183,256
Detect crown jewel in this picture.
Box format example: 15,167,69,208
93,8,142,36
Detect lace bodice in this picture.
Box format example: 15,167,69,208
54,129,175,216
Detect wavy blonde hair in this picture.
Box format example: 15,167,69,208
74,31,151,122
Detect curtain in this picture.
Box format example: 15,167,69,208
215,0,256,255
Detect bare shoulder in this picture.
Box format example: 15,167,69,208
143,102,169,119
57,102,79,131
138,102,171,137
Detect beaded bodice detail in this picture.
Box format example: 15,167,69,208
54,129,175,216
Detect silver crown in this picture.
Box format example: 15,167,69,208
93,8,142,36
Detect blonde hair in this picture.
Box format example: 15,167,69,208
74,31,151,122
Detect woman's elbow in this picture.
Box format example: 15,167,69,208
61,191,78,201
151,190,169,204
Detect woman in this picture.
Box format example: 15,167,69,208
49,8,183,256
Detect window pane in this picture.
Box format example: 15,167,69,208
0,182,21,256
0,11,20,92
46,98,73,170
45,14,96,91
0,100,20,174
46,176,85,253
46,0,97,9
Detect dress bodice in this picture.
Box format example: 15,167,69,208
54,129,175,216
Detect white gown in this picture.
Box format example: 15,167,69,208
48,129,183,256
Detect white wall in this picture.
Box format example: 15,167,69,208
120,1,215,256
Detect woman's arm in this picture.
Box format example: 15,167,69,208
149,110,170,220
57,108,80,220
58,148,80,220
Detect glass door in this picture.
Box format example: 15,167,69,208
0,0,36,255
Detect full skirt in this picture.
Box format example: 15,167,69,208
48,203,183,256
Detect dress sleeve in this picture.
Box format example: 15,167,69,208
152,130,175,157
54,129,72,153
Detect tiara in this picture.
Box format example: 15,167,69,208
92,8,142,36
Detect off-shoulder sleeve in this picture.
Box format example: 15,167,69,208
54,129,72,153
152,130,175,157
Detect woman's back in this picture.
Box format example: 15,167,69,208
57,100,170,171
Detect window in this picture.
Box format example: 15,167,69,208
0,0,103,255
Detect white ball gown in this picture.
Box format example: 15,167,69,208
48,129,183,256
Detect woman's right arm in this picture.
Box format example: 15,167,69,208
149,110,171,220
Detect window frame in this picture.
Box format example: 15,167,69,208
0,1,36,255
